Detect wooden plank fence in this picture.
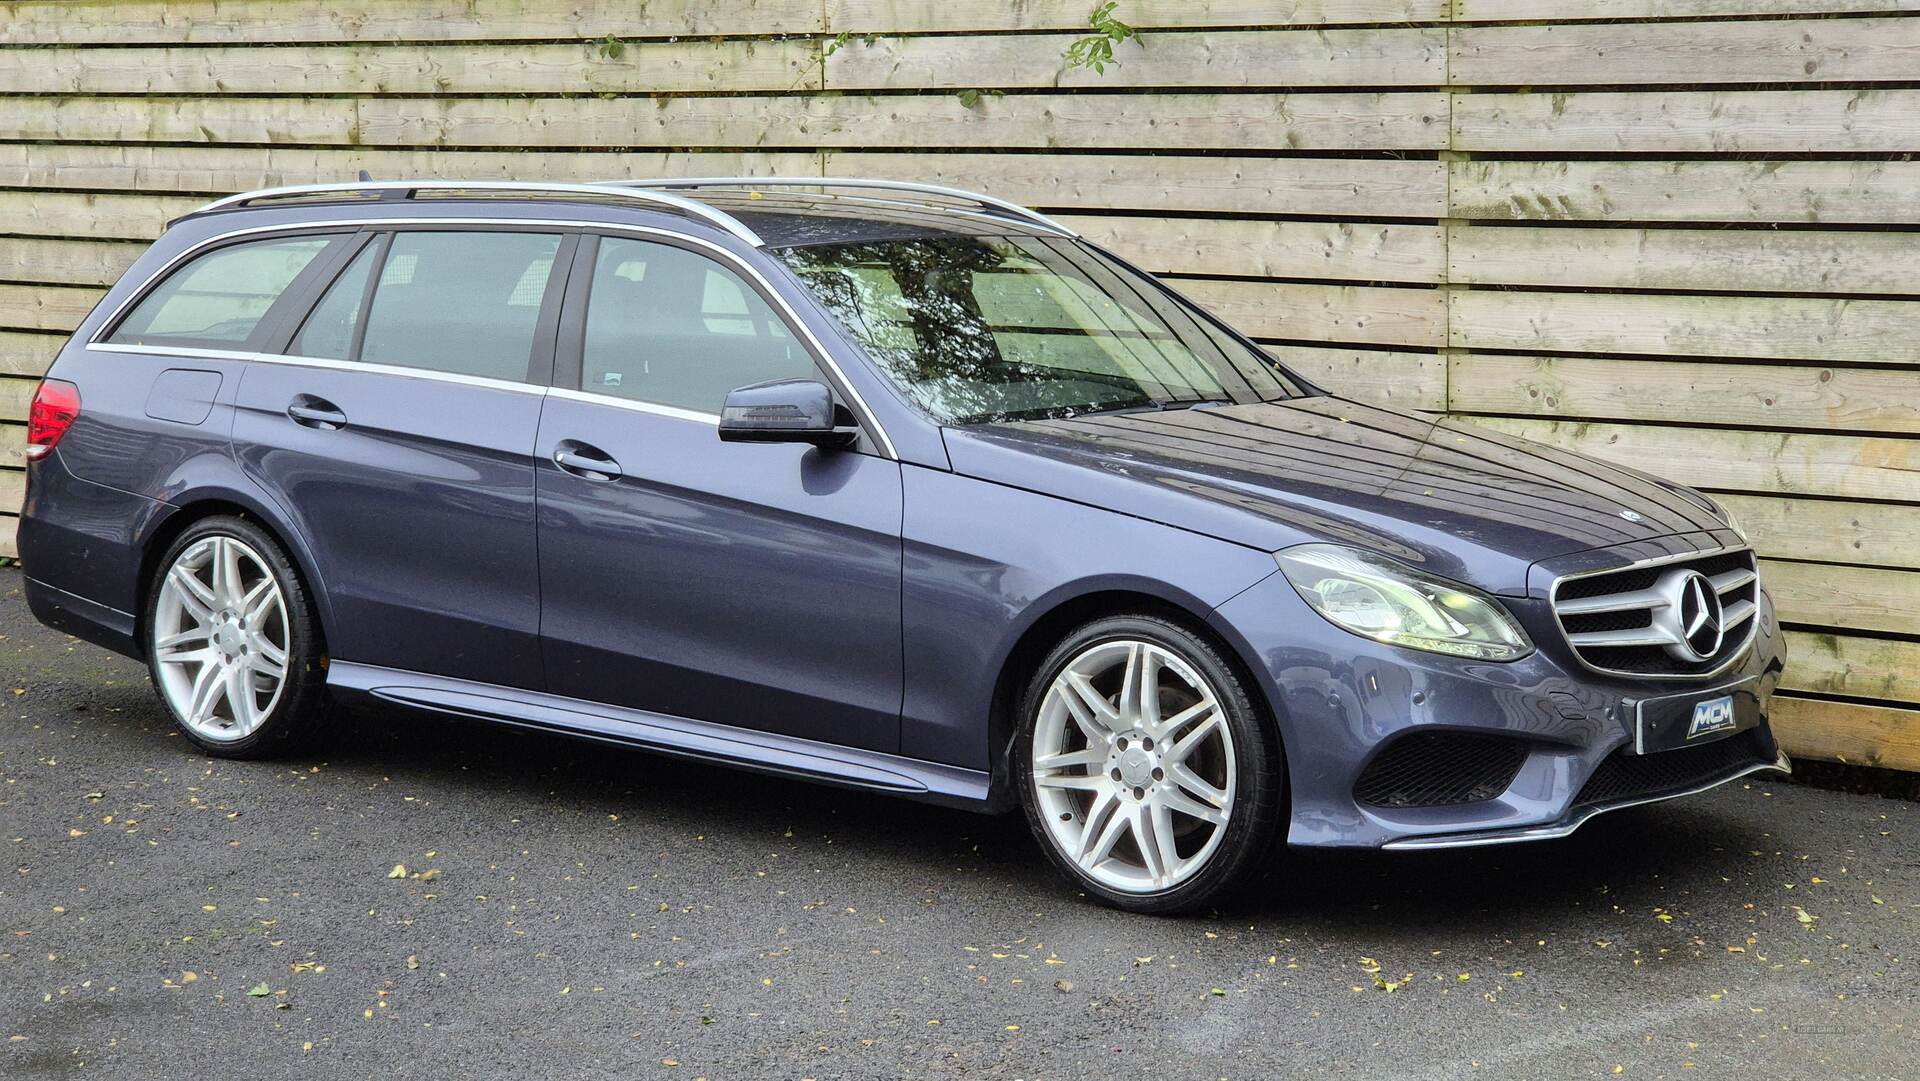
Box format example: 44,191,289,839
2,0,1918,769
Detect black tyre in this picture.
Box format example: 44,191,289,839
143,515,331,758
1015,613,1284,915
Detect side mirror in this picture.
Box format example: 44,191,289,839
717,379,857,450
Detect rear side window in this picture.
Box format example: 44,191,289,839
107,236,335,349
580,237,810,413
360,231,562,382
284,230,564,382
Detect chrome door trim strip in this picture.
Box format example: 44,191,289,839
1380,751,1790,851
84,215,899,458
546,386,719,426
88,342,548,397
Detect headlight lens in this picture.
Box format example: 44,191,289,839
1275,544,1533,662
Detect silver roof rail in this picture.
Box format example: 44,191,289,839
190,180,767,246
616,177,1078,238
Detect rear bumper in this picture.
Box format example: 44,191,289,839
17,454,171,662
24,573,142,660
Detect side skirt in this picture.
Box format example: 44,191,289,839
325,661,993,810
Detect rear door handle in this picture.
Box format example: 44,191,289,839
553,442,622,481
286,396,347,430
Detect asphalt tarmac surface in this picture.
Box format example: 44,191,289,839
2,567,1915,1080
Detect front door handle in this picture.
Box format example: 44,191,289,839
553,442,622,481
286,396,347,430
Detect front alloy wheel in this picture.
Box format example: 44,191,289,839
1017,616,1282,914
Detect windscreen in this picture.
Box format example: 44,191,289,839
775,234,1301,424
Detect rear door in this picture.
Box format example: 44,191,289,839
233,226,576,689
534,232,904,751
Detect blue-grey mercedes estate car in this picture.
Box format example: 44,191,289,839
20,178,1789,912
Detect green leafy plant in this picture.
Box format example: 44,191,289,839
823,31,853,58
956,88,1004,109
596,33,626,60
1063,2,1139,75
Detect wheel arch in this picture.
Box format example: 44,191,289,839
134,487,333,659
982,583,1279,811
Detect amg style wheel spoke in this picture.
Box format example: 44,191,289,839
1030,638,1239,895
152,534,291,743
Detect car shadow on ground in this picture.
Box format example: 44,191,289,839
286,700,1768,928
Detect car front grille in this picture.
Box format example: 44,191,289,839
1354,731,1531,808
1573,729,1771,809
1551,548,1760,678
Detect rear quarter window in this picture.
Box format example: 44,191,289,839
106,236,337,350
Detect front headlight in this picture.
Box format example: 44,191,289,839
1275,544,1533,662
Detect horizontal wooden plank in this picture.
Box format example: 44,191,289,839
828,28,1446,89
1449,290,1920,364
1716,493,1920,570
0,1,828,43
0,285,105,334
1448,354,1920,434
1456,1,1920,22
0,380,34,424
1764,558,1920,636
1448,225,1920,295
0,238,145,289
0,515,14,561
1454,90,1920,154
1,424,22,468
1771,695,1920,772
1180,280,1446,347
0,93,1452,153
826,0,1450,32
1066,215,1445,283
0,191,199,242
1468,417,1920,503
0,146,1449,219
1448,160,1920,225
4,40,821,96
1453,17,1920,85
1270,346,1446,411
0,332,63,379
1782,631,1920,706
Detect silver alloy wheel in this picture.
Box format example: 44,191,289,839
151,535,291,742
1030,639,1237,893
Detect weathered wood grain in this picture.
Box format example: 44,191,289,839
1448,354,1920,433
1468,417,1920,503
1764,559,1920,636
1448,160,1920,225
1716,493,1920,570
1448,225,1920,295
0,93,1451,152
1068,215,1445,283
1271,346,1448,411
1772,696,1920,771
1783,632,1920,705
0,381,32,425
1456,0,1920,21
0,238,146,288
826,0,1450,32
1181,280,1447,347
2,40,821,96
1452,17,1920,84
0,191,200,241
1455,90,1920,153
0,332,65,379
827,28,1446,89
1450,290,1920,364
0,285,107,335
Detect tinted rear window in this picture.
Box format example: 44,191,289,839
108,236,336,350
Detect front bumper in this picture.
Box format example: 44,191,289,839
1208,558,1791,850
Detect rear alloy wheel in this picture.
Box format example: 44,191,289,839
146,516,330,757
1017,615,1282,914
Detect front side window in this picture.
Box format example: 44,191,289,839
579,237,811,413
775,234,1299,425
108,236,336,349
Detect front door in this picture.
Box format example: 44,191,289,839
233,228,575,689
534,233,903,751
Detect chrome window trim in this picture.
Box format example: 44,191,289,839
84,215,898,459
87,342,548,397
1546,543,1762,683
546,386,718,426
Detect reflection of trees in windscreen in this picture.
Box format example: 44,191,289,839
782,236,1260,424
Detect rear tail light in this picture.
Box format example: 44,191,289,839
25,378,81,461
